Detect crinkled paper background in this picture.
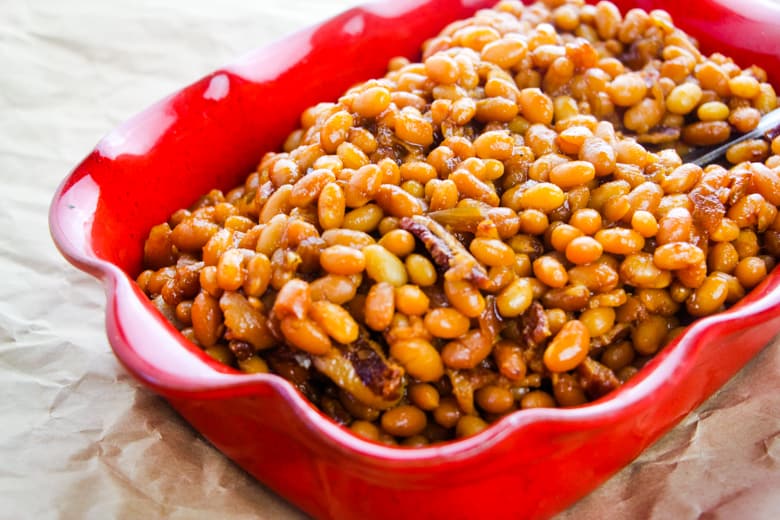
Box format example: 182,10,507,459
1,1,779,518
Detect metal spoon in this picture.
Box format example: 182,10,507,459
686,107,780,167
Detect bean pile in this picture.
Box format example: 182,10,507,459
138,0,780,446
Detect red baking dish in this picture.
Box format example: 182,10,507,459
49,0,780,518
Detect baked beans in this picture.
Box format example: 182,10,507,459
139,0,780,447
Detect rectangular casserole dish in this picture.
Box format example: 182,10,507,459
50,0,780,518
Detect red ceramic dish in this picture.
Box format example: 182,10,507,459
49,1,780,518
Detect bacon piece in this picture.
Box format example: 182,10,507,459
400,214,490,289
727,165,753,206
689,185,726,234
312,336,404,410
521,301,551,347
344,341,403,401
577,357,620,399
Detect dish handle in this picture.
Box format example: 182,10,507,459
49,171,279,400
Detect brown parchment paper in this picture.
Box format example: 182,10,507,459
1,1,779,518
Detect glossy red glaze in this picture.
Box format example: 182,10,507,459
50,1,780,518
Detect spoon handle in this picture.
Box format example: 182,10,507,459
687,107,780,167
